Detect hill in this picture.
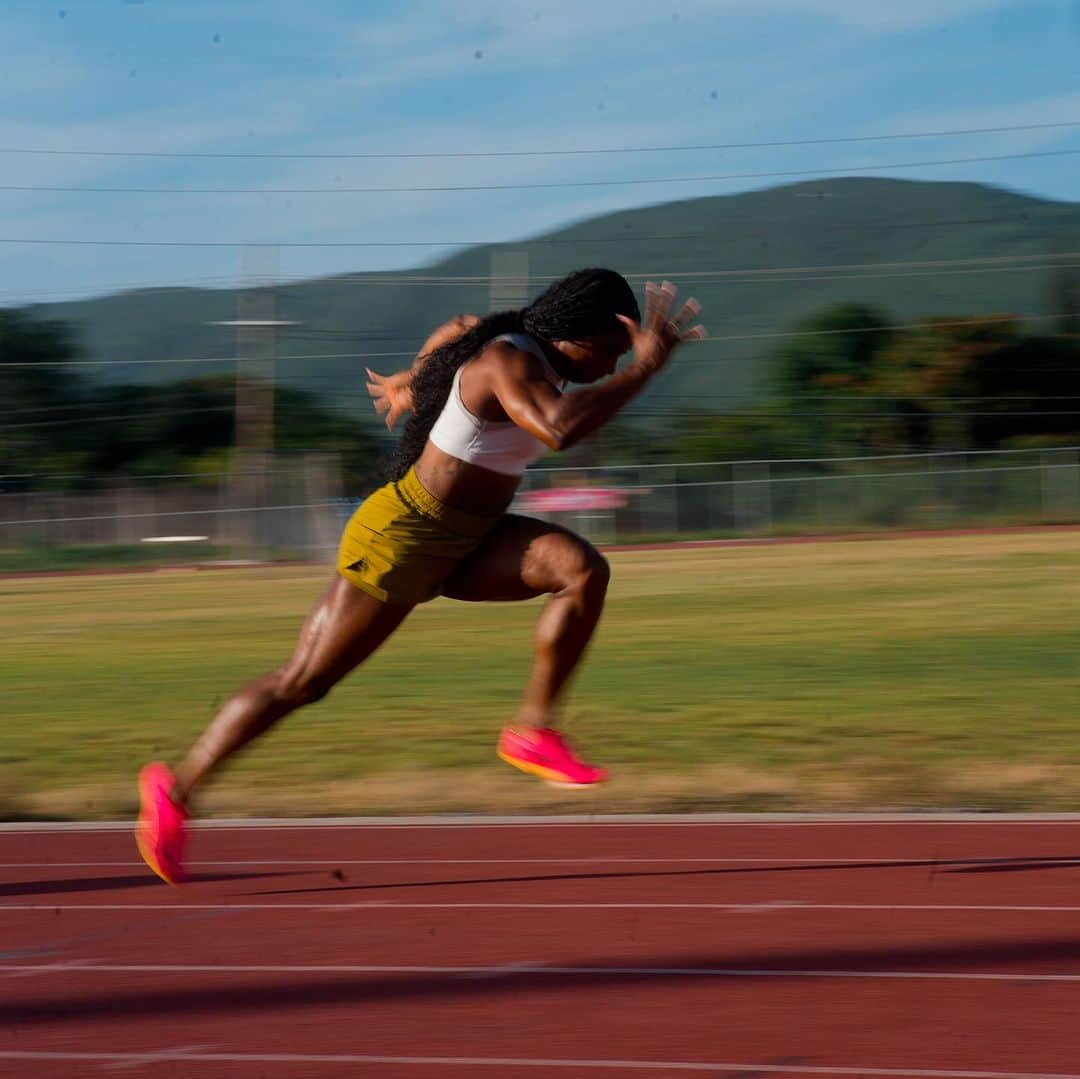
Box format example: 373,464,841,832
24,177,1080,428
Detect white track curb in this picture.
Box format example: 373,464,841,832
3,812,1080,832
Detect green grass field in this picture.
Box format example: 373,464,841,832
4,529,1080,819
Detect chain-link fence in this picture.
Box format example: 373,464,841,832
3,448,1079,566
0,455,341,566
516,447,1080,545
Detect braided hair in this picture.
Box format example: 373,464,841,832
386,268,640,481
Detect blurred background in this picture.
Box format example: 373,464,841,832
3,1,1080,568
4,2,1080,818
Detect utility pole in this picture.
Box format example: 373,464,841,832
230,245,285,458
210,245,297,552
1052,265,1080,338
215,306,296,459
490,248,529,313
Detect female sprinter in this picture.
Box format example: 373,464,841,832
137,268,703,884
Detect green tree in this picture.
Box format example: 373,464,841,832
866,316,1022,452
0,310,86,485
667,408,808,462
273,385,379,493
68,378,379,492
772,303,893,396
970,335,1080,447
769,303,893,454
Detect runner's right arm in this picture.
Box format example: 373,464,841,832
490,283,703,451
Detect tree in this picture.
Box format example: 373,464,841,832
1048,265,1080,338
0,310,86,486
772,303,893,397
866,316,1022,452
667,408,808,462
67,378,380,492
769,303,894,454
970,335,1080,447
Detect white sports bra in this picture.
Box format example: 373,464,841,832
428,333,565,477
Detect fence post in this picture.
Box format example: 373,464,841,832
733,461,772,535
303,453,343,561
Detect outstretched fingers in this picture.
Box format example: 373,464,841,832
365,371,394,428
620,281,705,371
649,282,705,345
645,279,678,333
671,297,701,332
365,367,412,430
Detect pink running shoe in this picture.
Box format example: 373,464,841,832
497,726,609,787
136,762,189,885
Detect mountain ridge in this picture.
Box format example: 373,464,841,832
25,177,1080,425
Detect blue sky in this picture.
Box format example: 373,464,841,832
2,0,1079,302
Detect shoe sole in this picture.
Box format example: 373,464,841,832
135,825,180,886
136,770,184,886
497,749,606,789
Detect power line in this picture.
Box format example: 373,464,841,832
0,276,244,301
10,249,1069,284
0,500,338,528
330,252,1080,284
0,387,236,419
6,256,1077,308
12,445,1078,482
331,387,1080,404
0,405,234,432
693,313,1042,344
281,259,1080,290
5,147,1080,196
0,350,416,369
3,311,1076,370
525,447,1080,471
11,386,1080,420
9,401,1080,431
4,119,1079,161
0,236,688,249
633,251,1080,278
623,408,1080,419
5,209,1079,253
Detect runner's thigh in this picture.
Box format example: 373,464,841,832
442,513,605,603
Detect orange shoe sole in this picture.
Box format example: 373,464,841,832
497,748,606,789
136,767,185,886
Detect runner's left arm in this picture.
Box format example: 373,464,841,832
366,314,480,430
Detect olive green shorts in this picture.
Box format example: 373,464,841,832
337,466,500,605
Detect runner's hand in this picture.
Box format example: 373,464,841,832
616,281,705,376
365,368,414,430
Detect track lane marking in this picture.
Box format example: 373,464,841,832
0,1050,1076,1077
6,901,1080,913
3,961,1080,983
2,856,1073,868
5,812,1080,833
1,958,99,980
99,1045,215,1072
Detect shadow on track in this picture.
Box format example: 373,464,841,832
244,856,1080,898
0,871,311,898
6,934,1080,1027
948,858,1080,874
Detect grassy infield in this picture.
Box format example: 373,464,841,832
3,529,1080,820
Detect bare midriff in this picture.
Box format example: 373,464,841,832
413,443,520,516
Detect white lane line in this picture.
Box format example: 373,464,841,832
1,856,1070,868
0,1051,1076,1077
1,958,99,980
100,1045,215,1072
2,961,1080,983
5,812,1080,832
6,901,1080,913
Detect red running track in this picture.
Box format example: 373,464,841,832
2,815,1080,1078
